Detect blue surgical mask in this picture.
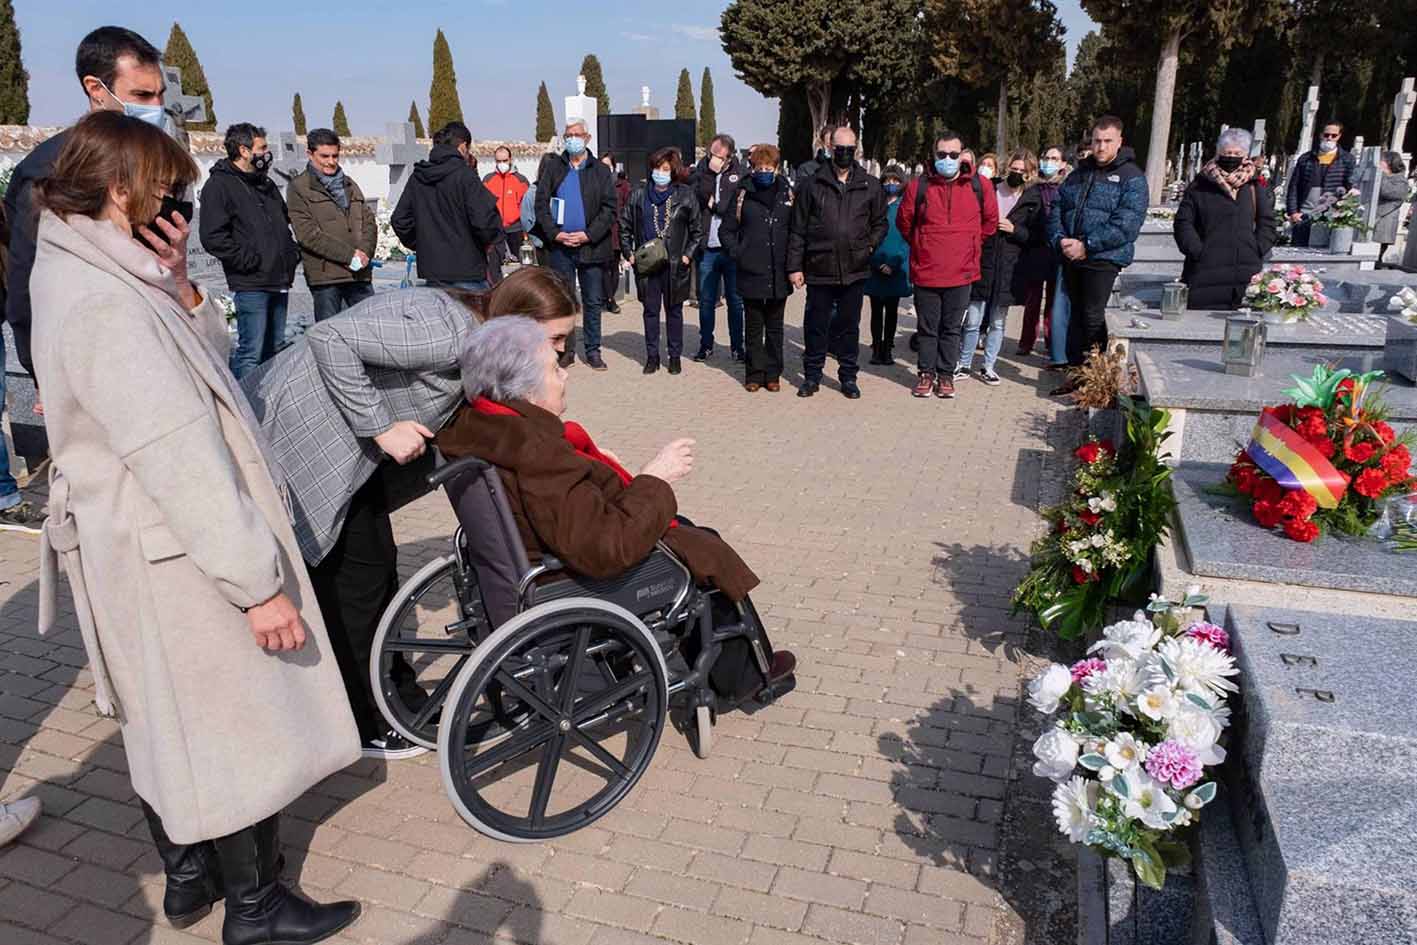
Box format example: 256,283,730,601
564,135,587,156
935,157,960,178
651,170,672,187
1040,160,1059,177
100,79,167,131
884,183,903,195
751,170,776,188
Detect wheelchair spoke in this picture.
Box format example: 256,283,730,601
464,720,555,779
382,637,475,655
558,625,592,714
573,670,654,724
568,727,631,779
528,733,567,829
496,670,562,723
409,656,466,730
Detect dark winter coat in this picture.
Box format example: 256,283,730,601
285,167,377,287
972,184,1045,307
1047,147,1148,268
719,176,795,301
1174,175,1277,310
391,144,504,284
896,167,999,289
689,154,744,249
1016,178,1063,287
793,152,827,190
863,199,911,298
786,163,888,287
534,149,619,266
610,176,632,255
1373,172,1410,245
3,127,67,375
618,183,703,307
197,159,300,292
1285,149,1356,216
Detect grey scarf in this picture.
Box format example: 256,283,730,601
309,161,350,210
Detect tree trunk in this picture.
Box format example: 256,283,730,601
996,77,1008,156
1309,51,1324,90
1144,27,1183,206
806,81,831,149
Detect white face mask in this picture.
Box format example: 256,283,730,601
1318,139,1338,153
496,161,511,174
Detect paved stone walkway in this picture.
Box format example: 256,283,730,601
0,293,1079,945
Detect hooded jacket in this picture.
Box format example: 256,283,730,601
896,165,999,289
689,154,744,250
3,127,68,375
1046,146,1148,269
197,158,300,292
391,144,504,283
786,163,887,286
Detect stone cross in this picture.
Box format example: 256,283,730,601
1356,145,1384,239
272,131,308,188
1297,84,1320,155
641,85,651,108
1251,118,1267,157
1391,77,1416,152
375,121,429,208
160,63,206,149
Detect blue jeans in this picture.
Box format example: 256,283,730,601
547,248,603,356
0,341,19,511
959,299,1005,373
1049,264,1072,365
311,281,377,324
230,291,289,379
697,248,745,353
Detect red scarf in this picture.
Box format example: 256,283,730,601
471,397,634,485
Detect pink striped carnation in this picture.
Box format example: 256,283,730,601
1145,740,1203,789
1185,622,1231,653
1070,658,1108,684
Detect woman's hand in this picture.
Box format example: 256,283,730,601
375,420,434,464
998,218,1015,234
136,212,201,310
245,592,306,652
640,438,695,484
681,256,690,266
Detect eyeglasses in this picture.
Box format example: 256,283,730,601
935,150,961,160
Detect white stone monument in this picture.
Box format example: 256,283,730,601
634,85,660,120
1391,77,1416,153
1297,85,1320,157
564,74,599,133
1251,118,1266,157
374,122,429,208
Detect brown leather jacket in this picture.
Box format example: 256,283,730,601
436,400,759,601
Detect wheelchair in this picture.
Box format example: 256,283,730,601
369,454,790,842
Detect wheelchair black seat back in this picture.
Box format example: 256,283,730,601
369,452,777,841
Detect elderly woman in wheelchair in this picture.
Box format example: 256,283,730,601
368,316,795,841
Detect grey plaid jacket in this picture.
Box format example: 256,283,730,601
241,288,476,564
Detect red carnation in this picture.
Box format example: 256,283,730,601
1071,565,1097,584
1099,439,1116,455
1311,436,1337,459
1252,500,1285,529
1283,518,1320,542
1264,404,1296,424
1278,488,1318,520
1254,478,1285,504
1382,445,1413,482
1336,377,1356,399
1374,421,1396,444
1296,407,1328,440
1344,440,1377,464
1075,442,1101,464
1078,510,1102,526
1230,464,1257,495
1354,468,1388,498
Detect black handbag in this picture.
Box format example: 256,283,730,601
633,199,672,276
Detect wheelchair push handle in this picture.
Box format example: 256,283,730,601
427,454,491,489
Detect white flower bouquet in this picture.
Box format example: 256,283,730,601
1243,264,1327,322
1390,286,1417,324
0,156,14,200
376,204,411,261
1028,592,1238,888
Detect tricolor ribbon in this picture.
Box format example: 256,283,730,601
1245,411,1348,509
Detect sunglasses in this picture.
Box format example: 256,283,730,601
935,150,962,160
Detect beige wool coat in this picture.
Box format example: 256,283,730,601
30,211,360,844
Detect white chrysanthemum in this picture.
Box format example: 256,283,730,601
1083,658,1146,711
1103,732,1148,771
1136,685,1179,722
1167,703,1227,765
1052,776,1099,842
1027,664,1073,715
1089,615,1162,661
1032,727,1080,782
1156,637,1239,698
1118,769,1178,830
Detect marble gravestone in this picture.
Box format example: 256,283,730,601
1250,118,1266,157
564,74,598,131
1390,76,1416,153
1355,146,1385,238
374,122,428,209
1296,84,1321,161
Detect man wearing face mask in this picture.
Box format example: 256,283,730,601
484,145,530,262
786,126,887,399
199,123,301,379
1285,122,1355,246
689,134,747,361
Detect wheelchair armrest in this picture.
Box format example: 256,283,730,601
428,454,488,489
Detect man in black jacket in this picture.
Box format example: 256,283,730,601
392,121,503,293
688,134,746,362
1285,121,1356,245
535,119,618,370
199,123,300,379
786,126,886,400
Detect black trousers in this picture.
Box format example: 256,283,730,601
309,471,401,741
1063,261,1121,366
868,296,900,348
913,284,971,376
803,281,866,383
603,262,620,305
641,269,684,358
743,297,786,385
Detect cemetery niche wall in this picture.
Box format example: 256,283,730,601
597,114,696,183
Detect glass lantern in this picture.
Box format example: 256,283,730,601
1160,282,1189,319
1222,315,1267,376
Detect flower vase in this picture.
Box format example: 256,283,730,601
1260,310,1299,330
1308,223,1331,249
1329,226,1356,255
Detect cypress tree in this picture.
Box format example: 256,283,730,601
332,101,350,136
428,29,464,132
408,100,425,137
162,23,216,131
579,54,610,115
674,69,695,120
698,67,717,147
0,0,29,125
291,92,307,136
535,81,556,140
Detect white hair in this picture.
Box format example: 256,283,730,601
459,316,549,403
1217,128,1253,154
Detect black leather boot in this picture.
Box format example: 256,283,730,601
213,814,360,945
141,800,224,929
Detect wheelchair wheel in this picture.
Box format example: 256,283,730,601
372,553,488,749
689,705,713,760
438,598,668,842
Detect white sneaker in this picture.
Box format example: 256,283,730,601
0,797,41,846
361,731,428,761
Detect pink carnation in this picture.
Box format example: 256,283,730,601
1070,658,1108,683
1267,279,1285,294
1184,622,1231,653
1145,740,1203,790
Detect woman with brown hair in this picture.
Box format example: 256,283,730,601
30,110,363,944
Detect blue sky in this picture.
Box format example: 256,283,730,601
15,1,1096,146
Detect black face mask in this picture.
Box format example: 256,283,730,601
1215,155,1245,173
134,193,194,247
251,152,273,174
1006,171,1025,188
832,145,856,169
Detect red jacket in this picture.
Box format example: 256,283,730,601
896,169,998,289
483,169,530,230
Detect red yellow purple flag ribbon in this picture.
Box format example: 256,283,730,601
1245,411,1348,509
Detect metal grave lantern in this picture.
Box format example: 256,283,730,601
1159,281,1189,319
1223,314,1267,376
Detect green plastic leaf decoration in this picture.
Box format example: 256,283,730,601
1155,839,1193,867
1190,782,1218,806
1281,365,1352,409
1111,775,1131,800
1185,692,1213,711
1130,839,1167,890
1084,827,1112,847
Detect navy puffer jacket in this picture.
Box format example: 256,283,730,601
1047,147,1149,268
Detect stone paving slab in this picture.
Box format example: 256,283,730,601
0,292,1076,945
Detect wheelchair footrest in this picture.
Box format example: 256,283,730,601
755,673,796,707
